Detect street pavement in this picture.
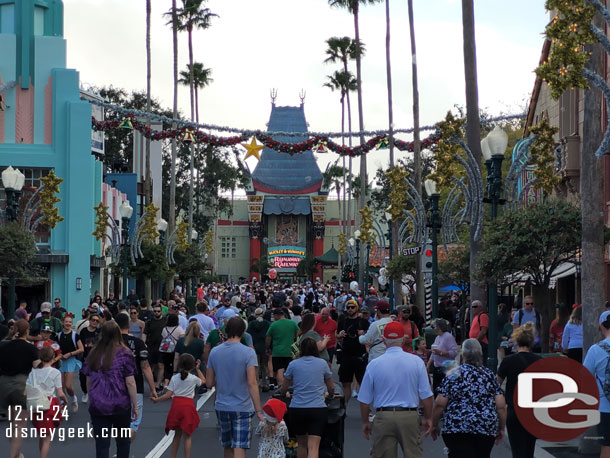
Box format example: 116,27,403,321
0,375,596,457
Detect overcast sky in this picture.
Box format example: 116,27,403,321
65,0,548,175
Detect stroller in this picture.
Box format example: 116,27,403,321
273,381,346,458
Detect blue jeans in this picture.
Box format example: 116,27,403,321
91,411,131,458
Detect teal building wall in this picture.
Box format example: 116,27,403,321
0,0,99,311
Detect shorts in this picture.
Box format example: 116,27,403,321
289,407,328,437
327,348,336,364
600,412,610,446
272,356,292,373
216,410,254,449
339,356,366,384
130,393,144,431
148,349,161,365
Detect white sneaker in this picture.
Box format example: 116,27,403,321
81,393,88,403
72,397,79,413
352,390,358,398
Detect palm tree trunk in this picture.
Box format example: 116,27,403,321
353,4,366,287
341,94,346,235
187,29,195,243
169,0,178,234
145,0,152,207
167,0,178,296
408,0,424,312
346,67,353,239
461,0,485,311
581,12,605,354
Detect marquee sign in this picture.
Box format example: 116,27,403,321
267,246,306,269
248,195,264,223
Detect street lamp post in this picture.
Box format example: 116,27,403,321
425,179,441,320
190,229,198,296
1,166,25,319
481,126,508,373
157,218,168,299
349,230,361,290
119,201,133,301
385,210,394,310
364,242,371,294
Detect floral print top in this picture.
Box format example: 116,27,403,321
437,363,504,437
255,420,289,458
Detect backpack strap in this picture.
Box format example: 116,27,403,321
518,309,524,325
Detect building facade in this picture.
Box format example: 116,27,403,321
0,0,102,312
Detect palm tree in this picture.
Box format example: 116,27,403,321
323,164,349,219
407,0,423,311
324,36,363,238
461,0,485,307
179,62,213,237
178,62,213,124
328,0,380,222
329,0,381,286
167,0,179,236
175,0,217,241
144,0,152,207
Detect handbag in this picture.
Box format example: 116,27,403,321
159,326,178,353
26,370,51,411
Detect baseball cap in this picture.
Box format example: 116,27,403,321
369,288,377,295
376,301,391,313
41,324,52,333
40,302,52,313
600,310,610,325
383,321,405,339
397,305,410,314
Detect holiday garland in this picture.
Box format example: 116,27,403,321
337,233,347,255
428,112,466,187
39,171,64,229
386,168,409,222
176,221,189,252
92,115,441,157
358,206,374,244
92,201,109,240
140,203,160,242
535,0,596,100
204,230,214,253
529,118,561,193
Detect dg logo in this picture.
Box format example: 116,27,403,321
514,356,600,441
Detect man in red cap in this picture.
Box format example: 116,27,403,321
358,301,392,361
358,321,433,458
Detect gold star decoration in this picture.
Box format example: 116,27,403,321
241,137,264,161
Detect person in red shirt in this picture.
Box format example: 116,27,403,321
549,303,571,353
196,284,204,303
397,306,420,352
469,300,489,364
314,307,338,364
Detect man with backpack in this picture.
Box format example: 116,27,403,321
583,310,610,457
513,296,542,352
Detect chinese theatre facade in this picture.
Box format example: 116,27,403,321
247,103,328,283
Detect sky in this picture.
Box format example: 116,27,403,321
64,0,549,177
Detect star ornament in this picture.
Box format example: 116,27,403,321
241,137,264,161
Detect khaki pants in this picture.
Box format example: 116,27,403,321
371,410,422,458
256,353,269,387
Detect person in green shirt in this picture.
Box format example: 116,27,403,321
203,310,249,363
29,302,63,340
265,308,299,387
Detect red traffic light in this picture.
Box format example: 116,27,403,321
425,249,433,257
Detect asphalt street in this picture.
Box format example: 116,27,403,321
0,376,593,457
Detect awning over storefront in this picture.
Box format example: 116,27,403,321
315,247,339,265
263,197,311,215
506,262,576,286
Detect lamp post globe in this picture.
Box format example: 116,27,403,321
157,218,168,233
119,201,134,220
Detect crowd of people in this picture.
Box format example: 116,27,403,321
0,281,608,458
